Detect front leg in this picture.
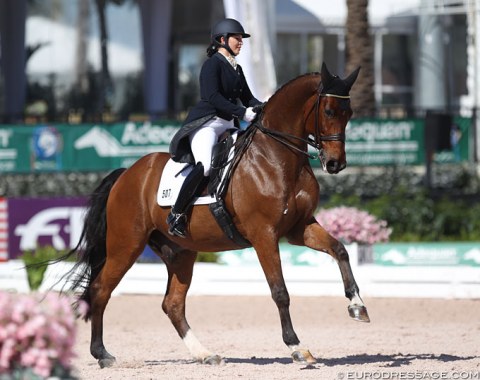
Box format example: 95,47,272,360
288,217,370,323
252,237,316,364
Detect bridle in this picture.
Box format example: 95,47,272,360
313,93,348,145
253,82,349,160
221,83,350,193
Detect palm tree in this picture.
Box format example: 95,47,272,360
345,0,375,117
93,0,127,114
94,0,113,113
75,0,90,93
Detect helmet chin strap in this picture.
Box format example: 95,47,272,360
217,35,237,57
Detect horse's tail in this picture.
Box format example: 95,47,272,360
63,168,126,320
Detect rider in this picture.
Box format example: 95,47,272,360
167,18,263,238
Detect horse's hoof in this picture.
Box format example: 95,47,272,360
202,355,224,365
291,350,316,365
98,357,116,368
348,305,370,323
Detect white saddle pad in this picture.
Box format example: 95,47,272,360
157,132,238,207
157,161,216,206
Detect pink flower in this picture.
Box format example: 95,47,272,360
0,291,79,377
315,206,392,244
76,300,89,319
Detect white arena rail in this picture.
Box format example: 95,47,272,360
1,244,479,299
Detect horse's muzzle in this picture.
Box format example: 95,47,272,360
326,159,346,174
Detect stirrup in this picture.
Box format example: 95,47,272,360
166,212,187,238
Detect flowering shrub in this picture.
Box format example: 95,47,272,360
0,292,86,379
315,206,392,245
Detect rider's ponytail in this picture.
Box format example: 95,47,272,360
206,43,217,57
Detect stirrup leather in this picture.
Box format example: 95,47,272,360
166,212,187,238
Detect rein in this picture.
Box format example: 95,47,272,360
253,119,318,159
253,89,348,160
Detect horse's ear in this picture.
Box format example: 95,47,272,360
321,62,335,89
344,66,361,91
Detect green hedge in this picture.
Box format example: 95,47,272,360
323,191,480,242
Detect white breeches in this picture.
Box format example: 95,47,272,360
189,117,235,176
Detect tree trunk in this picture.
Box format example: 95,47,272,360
94,0,112,113
345,0,375,117
75,0,90,93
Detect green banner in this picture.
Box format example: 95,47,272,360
345,118,425,166
0,126,33,172
218,242,480,267
0,121,181,173
310,117,471,167
218,244,336,266
373,242,480,267
62,121,179,170
0,117,473,173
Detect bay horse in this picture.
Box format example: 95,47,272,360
65,63,369,368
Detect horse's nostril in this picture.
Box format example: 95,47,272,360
326,160,339,173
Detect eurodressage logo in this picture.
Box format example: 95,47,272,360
31,126,63,171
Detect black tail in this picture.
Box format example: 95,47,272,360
62,168,126,320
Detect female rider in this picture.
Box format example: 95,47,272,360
167,18,262,238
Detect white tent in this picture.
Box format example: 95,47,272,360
223,0,277,101
291,0,421,26
26,16,142,75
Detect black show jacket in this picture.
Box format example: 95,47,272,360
170,52,261,164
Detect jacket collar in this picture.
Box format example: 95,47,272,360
214,52,238,73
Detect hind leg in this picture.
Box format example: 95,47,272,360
288,217,370,322
90,238,146,368
150,236,223,364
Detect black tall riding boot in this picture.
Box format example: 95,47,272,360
166,162,205,238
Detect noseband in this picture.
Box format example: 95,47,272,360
253,86,349,160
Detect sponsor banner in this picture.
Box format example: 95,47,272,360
0,126,32,172
310,117,470,167
8,197,87,259
346,118,425,166
218,244,337,267
308,118,423,167
0,117,472,173
63,121,179,170
0,121,180,173
218,242,480,267
373,242,480,267
6,197,157,261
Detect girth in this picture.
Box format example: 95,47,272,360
207,130,251,248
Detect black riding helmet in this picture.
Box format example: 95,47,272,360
211,18,250,56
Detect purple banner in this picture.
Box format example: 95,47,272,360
7,197,159,262
8,197,87,259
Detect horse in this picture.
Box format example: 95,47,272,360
64,62,370,368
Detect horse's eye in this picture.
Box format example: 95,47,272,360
325,109,335,118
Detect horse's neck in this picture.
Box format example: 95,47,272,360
265,75,318,136
240,75,319,179
250,114,309,178
262,75,318,143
